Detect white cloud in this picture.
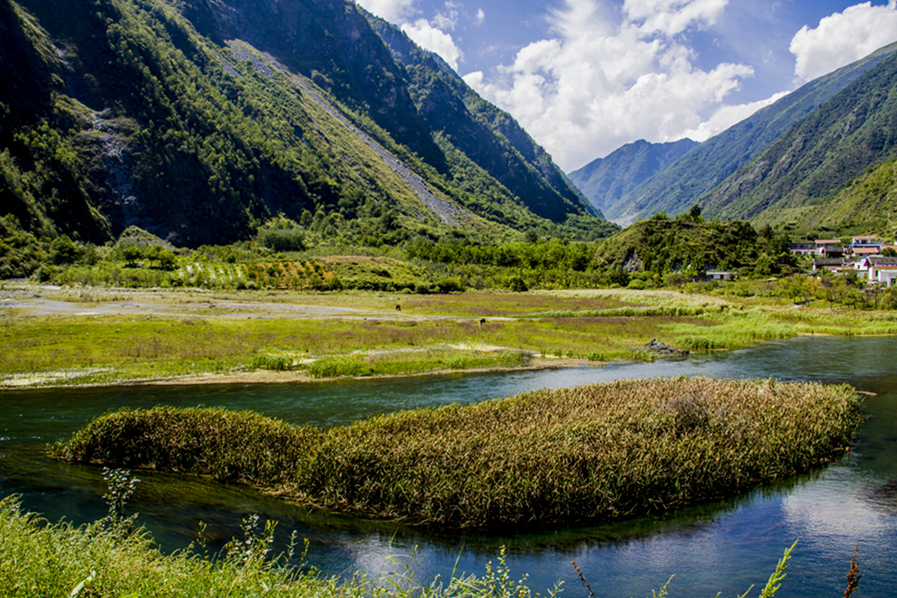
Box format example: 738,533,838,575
401,19,463,70
464,0,757,170
624,0,728,36
790,1,897,81
358,0,464,72
474,8,485,26
354,0,418,22
433,2,459,30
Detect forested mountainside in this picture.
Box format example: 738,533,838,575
568,139,698,218
783,157,897,237
701,48,897,226
0,0,614,249
599,41,897,225
365,14,595,225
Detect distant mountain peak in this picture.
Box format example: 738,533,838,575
584,40,897,226
568,138,698,220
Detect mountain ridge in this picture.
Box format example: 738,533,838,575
568,139,698,219
597,41,897,225
701,47,897,224
0,0,614,248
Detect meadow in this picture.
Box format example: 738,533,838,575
54,377,863,528
4,284,897,387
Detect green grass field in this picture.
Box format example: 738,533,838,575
3,284,897,388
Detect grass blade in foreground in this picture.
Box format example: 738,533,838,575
53,377,864,528
2,494,845,598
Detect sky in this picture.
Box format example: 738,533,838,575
354,0,897,172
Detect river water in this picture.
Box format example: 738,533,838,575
1,336,896,596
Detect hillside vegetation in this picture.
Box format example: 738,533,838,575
0,0,613,252
592,209,795,285
596,41,897,224
702,49,897,223
764,157,897,238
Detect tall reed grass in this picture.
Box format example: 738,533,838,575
54,377,862,528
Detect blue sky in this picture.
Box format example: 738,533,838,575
355,0,897,172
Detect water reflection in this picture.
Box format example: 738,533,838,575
1,336,896,596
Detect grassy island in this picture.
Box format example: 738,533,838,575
54,377,863,528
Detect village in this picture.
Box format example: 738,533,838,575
791,235,897,286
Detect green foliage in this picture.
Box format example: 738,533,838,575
250,353,296,372
0,490,859,598
100,467,140,529
783,157,897,236
0,216,45,278
594,217,796,280
758,540,798,598
257,217,307,253
49,234,79,265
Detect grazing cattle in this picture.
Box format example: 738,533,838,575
395,304,401,311
479,318,486,326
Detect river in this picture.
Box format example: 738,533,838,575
1,335,895,596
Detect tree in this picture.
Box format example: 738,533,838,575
157,248,177,270
121,245,143,267
689,204,703,222
49,235,80,265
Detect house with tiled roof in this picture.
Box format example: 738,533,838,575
813,258,854,273
857,256,897,286
852,235,881,248
815,239,841,255
790,241,815,255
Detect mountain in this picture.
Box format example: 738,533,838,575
783,157,897,237
0,0,613,248
366,13,595,225
567,139,698,218
702,48,897,225
601,41,897,225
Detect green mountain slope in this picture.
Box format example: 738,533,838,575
702,48,897,223
770,158,897,238
568,139,698,217
367,13,597,224
606,42,897,225
0,0,612,248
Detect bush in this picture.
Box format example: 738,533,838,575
49,235,80,265
257,217,306,252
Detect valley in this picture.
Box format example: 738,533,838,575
2,0,897,596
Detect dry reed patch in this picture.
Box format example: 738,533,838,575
56,377,862,529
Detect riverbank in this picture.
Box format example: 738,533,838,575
3,283,897,389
